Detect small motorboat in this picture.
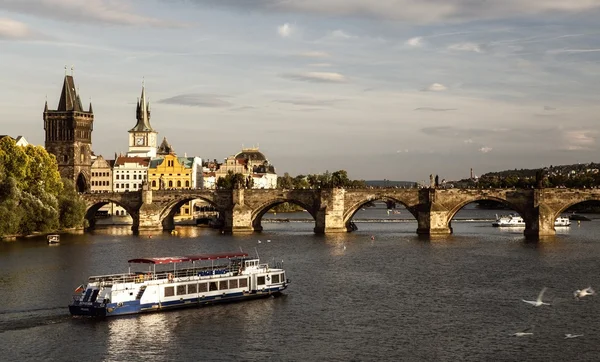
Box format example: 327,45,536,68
47,234,60,244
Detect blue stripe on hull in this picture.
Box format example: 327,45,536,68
102,286,287,317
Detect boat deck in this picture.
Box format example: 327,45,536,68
88,264,243,285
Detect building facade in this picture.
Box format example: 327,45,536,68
90,155,114,216
43,73,94,192
112,156,149,216
148,153,202,219
214,147,277,189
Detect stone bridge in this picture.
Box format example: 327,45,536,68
81,185,600,238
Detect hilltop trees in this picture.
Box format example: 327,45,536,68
0,137,86,237
277,170,365,189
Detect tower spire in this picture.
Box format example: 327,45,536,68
130,80,153,132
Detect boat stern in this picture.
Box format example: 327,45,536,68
69,301,107,317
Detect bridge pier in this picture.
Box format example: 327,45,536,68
523,201,556,238
416,210,452,235
221,189,254,233
314,188,347,234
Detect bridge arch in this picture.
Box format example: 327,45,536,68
444,196,527,232
158,196,222,231
84,199,138,230
343,194,419,231
550,197,600,221
251,198,316,232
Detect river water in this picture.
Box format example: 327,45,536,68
1,205,600,361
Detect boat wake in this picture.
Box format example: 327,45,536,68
0,307,71,333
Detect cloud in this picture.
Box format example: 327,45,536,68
543,105,556,111
448,42,484,53
464,139,474,144
0,18,38,40
563,130,597,150
547,48,600,54
280,72,347,83
297,51,330,58
308,63,332,67
422,83,448,92
278,23,293,37
479,147,493,153
157,94,232,107
179,0,600,24
274,98,343,106
406,37,423,47
414,107,456,111
329,29,355,39
0,0,177,27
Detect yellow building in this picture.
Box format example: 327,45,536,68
148,153,202,219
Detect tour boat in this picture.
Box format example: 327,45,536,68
68,252,290,317
47,234,60,244
492,214,571,227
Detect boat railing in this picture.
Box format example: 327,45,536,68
88,264,248,286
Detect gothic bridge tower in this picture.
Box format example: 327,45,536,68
43,71,94,192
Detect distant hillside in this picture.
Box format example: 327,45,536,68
365,180,417,187
481,162,600,178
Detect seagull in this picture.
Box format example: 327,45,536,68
574,287,595,299
257,240,262,244
564,334,583,339
511,327,534,337
522,287,551,307
267,239,271,243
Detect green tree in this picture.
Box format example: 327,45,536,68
58,178,86,229
277,172,294,189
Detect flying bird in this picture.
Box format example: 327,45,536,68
574,287,595,299
511,327,534,337
257,240,262,244
522,287,551,307
564,334,583,339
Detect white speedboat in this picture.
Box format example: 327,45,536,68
69,252,290,317
493,214,571,227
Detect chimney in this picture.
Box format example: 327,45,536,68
470,168,473,179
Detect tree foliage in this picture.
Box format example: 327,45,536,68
0,137,86,237
277,170,366,189
216,171,247,190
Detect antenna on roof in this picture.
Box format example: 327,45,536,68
142,76,145,87
64,65,67,76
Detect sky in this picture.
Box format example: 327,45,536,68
1,0,600,183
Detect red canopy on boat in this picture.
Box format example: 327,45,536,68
128,252,249,264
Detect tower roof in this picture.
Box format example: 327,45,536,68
57,75,85,112
157,137,175,155
130,85,154,132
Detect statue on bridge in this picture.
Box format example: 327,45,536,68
430,174,434,188
535,168,546,189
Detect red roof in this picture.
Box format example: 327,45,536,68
128,252,249,264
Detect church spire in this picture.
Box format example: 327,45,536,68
130,82,154,132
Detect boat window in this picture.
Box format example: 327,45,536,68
198,283,207,293
239,278,248,288
177,285,186,295
209,282,218,291
272,274,280,284
164,286,175,297
229,279,238,289
188,284,197,294
219,280,228,290
257,276,266,285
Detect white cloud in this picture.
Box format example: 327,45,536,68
448,42,483,53
479,146,493,153
157,94,232,107
422,83,448,92
0,18,34,39
330,29,354,39
281,72,347,83
278,23,293,37
298,51,329,58
464,139,473,144
0,0,177,27
183,0,600,24
308,63,332,67
563,130,596,150
406,36,423,47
